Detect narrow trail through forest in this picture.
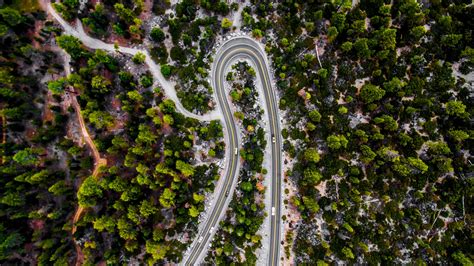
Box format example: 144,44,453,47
67,88,107,266
43,2,227,264
56,44,106,265
69,89,107,234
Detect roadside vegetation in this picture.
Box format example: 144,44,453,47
53,0,240,115
1,0,472,265
1,2,225,264
206,62,267,264
52,34,224,264
242,0,473,264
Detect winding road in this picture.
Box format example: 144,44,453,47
183,37,282,266
46,2,221,122
46,3,282,264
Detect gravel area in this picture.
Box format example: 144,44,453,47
46,1,221,122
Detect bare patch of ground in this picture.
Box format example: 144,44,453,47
42,91,55,122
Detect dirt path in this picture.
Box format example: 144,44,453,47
69,90,107,234
45,0,222,122
42,2,227,264
67,88,107,266
57,50,106,265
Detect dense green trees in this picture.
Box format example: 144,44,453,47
82,3,108,36
147,2,223,114
48,78,67,95
0,7,83,263
176,160,194,177
221,18,232,29
160,64,172,78
0,7,23,26
2,0,472,264
12,148,39,166
56,35,85,60
88,110,114,129
360,84,386,103
309,109,322,123
91,75,111,93
150,27,165,42
31,3,227,262
77,176,103,207
304,148,320,163
302,167,322,186
53,0,79,20
241,0,474,264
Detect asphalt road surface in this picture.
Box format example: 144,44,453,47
183,36,282,266
45,3,281,264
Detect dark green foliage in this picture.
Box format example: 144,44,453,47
0,7,23,26
81,3,108,37
0,7,79,264
161,64,172,78
2,0,473,265
243,0,474,264
360,84,385,103
56,35,85,60
150,27,165,42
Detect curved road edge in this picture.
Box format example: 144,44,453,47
45,1,221,122
44,3,282,263
182,36,282,266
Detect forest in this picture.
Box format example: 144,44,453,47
240,0,473,263
0,0,472,264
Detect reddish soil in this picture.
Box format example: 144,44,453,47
106,34,130,47
161,121,173,135
111,96,121,111
30,219,45,230
25,125,37,140
67,88,107,265
109,117,125,132
42,92,55,122
140,0,154,21
35,3,94,264
297,88,306,99
30,20,45,49
75,244,85,266
103,69,113,81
